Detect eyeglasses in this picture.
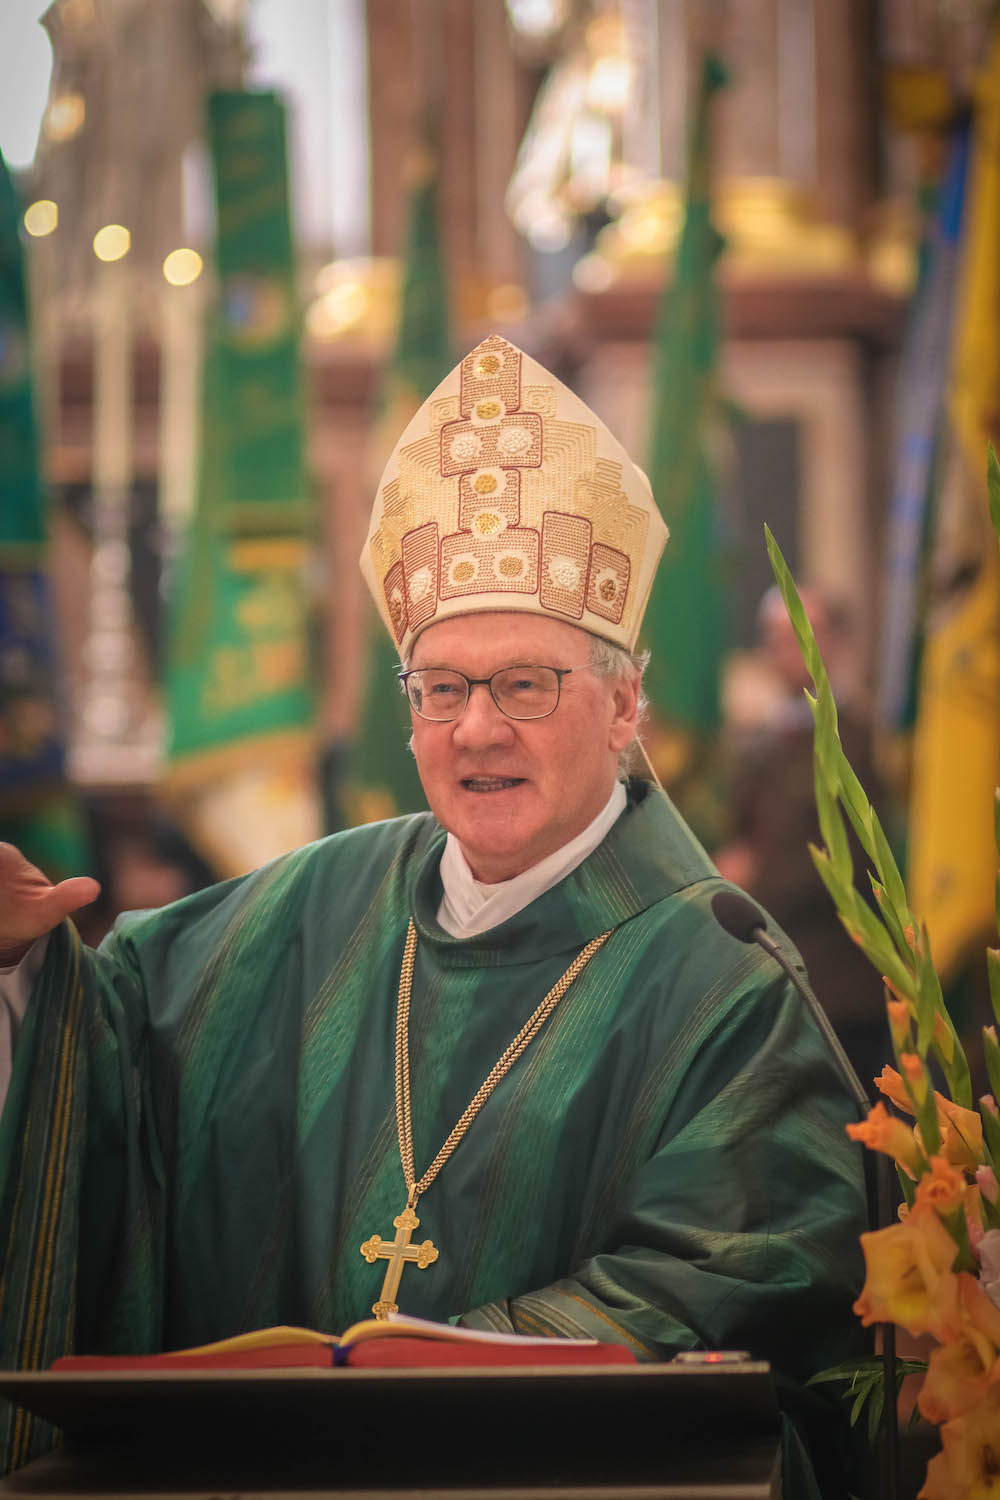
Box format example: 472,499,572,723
398,664,593,722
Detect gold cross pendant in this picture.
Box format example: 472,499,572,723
360,1204,439,1319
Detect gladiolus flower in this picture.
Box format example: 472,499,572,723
965,1187,985,1256
847,1102,924,1176
918,1274,1000,1424
853,1205,962,1339
938,1102,985,1171
978,1166,1000,1207
876,1066,984,1168
933,1012,955,1064
981,1230,1000,1312
886,995,911,1052
914,1157,967,1215
902,1051,931,1110
920,1383,1000,1498
876,1064,912,1112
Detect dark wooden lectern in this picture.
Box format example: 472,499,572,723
0,1360,780,1498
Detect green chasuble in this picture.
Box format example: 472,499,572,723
0,780,865,1483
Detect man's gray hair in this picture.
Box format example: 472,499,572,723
587,636,649,778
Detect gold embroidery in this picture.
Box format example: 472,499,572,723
521,384,557,418
429,395,460,429
364,333,668,654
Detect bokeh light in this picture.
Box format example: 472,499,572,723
43,92,86,143
163,248,204,286
93,224,131,262
23,200,58,237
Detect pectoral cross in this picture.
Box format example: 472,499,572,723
360,1205,439,1319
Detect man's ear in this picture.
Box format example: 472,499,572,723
608,675,640,752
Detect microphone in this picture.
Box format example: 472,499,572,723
711,887,897,1500
710,890,870,1117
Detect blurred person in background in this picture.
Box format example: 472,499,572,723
716,585,887,1093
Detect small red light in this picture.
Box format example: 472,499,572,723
705,1352,725,1362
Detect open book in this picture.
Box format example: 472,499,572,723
50,1314,637,1371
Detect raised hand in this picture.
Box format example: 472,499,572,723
0,843,101,966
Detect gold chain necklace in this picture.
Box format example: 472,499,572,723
359,917,613,1319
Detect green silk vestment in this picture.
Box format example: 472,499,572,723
0,781,866,1482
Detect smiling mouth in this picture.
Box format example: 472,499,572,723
460,776,526,792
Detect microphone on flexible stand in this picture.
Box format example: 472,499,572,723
710,888,897,1500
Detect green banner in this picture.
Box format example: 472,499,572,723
0,152,43,558
0,151,88,877
336,154,451,828
641,55,728,739
166,91,313,780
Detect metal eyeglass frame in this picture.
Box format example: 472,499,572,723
397,663,594,721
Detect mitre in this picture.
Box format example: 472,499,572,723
361,334,669,658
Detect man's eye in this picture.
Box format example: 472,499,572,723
428,681,461,696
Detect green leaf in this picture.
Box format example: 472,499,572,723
810,844,854,909
851,1374,875,1428
913,924,943,1056
866,1382,885,1446
983,1190,1000,1231
988,442,1000,555
981,1094,1000,1163
811,760,853,887
897,1163,916,1208
989,949,1000,1029
834,745,875,856
765,527,836,704
868,805,910,923
942,1031,974,1112
869,876,915,968
847,897,921,999
984,1027,1000,1103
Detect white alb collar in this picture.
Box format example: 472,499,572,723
436,781,627,939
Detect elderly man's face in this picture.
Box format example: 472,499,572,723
408,613,638,882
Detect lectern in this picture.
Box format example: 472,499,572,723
0,1360,781,1498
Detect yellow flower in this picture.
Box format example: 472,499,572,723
847,1102,924,1176
920,1382,1000,1498
853,1205,962,1340
919,1274,1000,1424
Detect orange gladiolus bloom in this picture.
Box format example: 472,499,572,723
876,1065,984,1169
847,1102,924,1176
919,1274,1000,1424
938,1104,985,1172
876,1064,912,1112
919,1382,1000,1499
853,1205,962,1340
915,1157,968,1216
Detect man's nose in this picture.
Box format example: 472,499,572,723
452,683,515,747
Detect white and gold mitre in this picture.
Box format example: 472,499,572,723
360,334,668,658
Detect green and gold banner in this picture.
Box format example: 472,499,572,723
0,150,88,878
164,93,316,874
335,150,451,829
